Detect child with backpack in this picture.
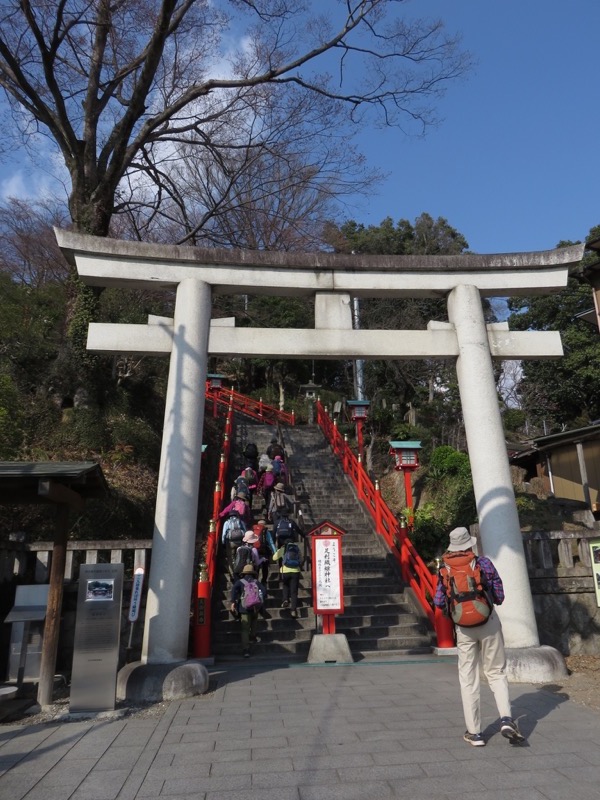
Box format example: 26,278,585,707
230,564,267,658
272,530,304,618
433,527,525,747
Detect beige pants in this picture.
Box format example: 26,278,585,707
456,611,512,734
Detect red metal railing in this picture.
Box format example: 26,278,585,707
316,400,454,649
193,402,234,658
205,384,295,426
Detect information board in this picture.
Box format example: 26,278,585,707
589,538,600,608
313,537,344,614
70,563,124,713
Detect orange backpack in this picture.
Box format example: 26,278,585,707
439,552,492,627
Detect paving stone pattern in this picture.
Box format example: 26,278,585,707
2,658,600,800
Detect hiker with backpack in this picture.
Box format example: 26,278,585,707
272,455,288,486
232,530,265,580
230,472,250,502
433,526,526,748
268,482,293,527
258,464,275,513
243,441,259,472
221,511,246,576
273,513,302,549
230,563,267,657
219,491,253,528
231,467,258,504
253,519,276,582
272,535,304,618
266,436,285,461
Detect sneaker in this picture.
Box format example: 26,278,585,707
463,732,485,747
500,717,525,743
290,610,298,618
243,649,250,658
249,636,261,643
281,600,290,608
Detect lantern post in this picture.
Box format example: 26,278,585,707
389,440,422,526
206,373,225,417
346,399,370,462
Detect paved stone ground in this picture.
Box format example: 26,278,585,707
2,655,600,800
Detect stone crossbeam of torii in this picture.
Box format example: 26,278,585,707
56,229,584,681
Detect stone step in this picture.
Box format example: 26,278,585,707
211,419,434,662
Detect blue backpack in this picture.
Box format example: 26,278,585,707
275,516,295,545
282,542,302,569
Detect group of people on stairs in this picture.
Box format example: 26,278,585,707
219,435,306,657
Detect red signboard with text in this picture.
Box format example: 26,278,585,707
309,521,346,620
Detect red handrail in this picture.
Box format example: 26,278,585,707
205,384,296,426
316,401,454,649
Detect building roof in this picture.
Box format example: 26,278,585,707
0,461,109,506
510,424,600,464
529,424,600,451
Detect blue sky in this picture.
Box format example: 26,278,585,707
1,2,597,257
347,1,600,255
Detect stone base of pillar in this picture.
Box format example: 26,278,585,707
432,646,458,656
117,660,210,703
307,634,353,664
506,645,568,683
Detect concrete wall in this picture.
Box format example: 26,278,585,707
532,578,600,655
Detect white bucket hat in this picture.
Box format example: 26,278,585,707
447,527,477,552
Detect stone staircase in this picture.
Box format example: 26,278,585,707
210,418,433,662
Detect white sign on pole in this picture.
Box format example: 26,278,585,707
313,538,343,613
128,567,145,622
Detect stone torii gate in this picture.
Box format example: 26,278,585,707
56,229,585,687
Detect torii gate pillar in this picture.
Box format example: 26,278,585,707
142,277,211,664
448,285,538,649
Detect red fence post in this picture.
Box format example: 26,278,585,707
213,480,222,520
356,454,364,499
193,561,211,658
374,480,383,535
434,607,456,650
218,452,226,487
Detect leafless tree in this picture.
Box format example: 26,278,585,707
118,84,381,248
0,198,70,286
0,0,471,238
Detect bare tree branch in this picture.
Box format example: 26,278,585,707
0,0,472,235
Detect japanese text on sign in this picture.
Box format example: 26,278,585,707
314,538,342,612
